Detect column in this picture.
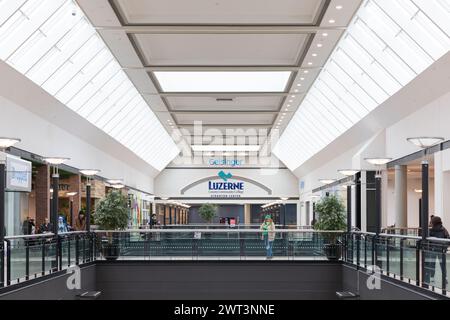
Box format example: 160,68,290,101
244,204,251,224
394,165,408,229
68,173,81,225
35,164,50,227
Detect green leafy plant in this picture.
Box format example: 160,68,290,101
313,195,346,244
93,191,129,230
198,203,217,223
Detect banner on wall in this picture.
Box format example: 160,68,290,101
6,155,32,192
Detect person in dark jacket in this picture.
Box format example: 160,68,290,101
424,216,449,285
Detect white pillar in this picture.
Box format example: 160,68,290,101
394,165,408,228
296,201,302,227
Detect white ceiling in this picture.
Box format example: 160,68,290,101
76,0,362,158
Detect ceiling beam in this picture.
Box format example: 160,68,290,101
168,110,279,114
123,66,321,72
95,25,346,34
159,92,289,97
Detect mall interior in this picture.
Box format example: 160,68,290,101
0,0,449,301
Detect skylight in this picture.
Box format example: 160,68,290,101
274,0,450,172
0,0,179,171
191,145,260,152
154,71,291,92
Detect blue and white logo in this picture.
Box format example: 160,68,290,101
208,171,244,191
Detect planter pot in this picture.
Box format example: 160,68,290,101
101,243,120,260
323,243,342,261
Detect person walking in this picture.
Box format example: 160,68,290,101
424,216,449,286
75,210,86,231
260,215,276,259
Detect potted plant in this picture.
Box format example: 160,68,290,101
93,190,129,260
313,195,346,260
198,203,218,224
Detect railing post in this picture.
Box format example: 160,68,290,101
442,249,447,295
82,234,86,263
0,241,3,287
400,238,404,281
41,238,45,276
416,239,421,287
25,239,30,280
356,234,360,269
364,235,367,268
75,234,79,265
57,236,62,271
5,239,10,286
372,235,377,268
67,236,71,267
386,237,390,276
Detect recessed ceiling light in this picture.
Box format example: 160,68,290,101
294,89,299,92
329,19,336,23
291,95,295,98
336,5,343,10
282,113,286,116
289,100,293,103
287,104,291,107
308,62,313,65
322,33,328,37
300,78,305,81
312,53,318,57
191,145,260,152
285,109,288,111
317,43,323,48
303,70,309,74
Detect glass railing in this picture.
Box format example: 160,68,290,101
93,230,343,261
344,232,450,297
2,231,93,286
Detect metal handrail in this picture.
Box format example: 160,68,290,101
5,233,55,240
93,229,343,233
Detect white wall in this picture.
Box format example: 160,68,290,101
155,168,298,200
0,61,157,193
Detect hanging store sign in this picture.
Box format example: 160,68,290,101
6,155,32,192
208,158,243,167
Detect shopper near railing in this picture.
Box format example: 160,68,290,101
75,211,86,231
424,216,449,286
38,218,53,234
260,215,276,260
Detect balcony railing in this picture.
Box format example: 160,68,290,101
343,232,450,297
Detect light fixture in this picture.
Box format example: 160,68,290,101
294,89,299,93
49,188,54,193
111,184,125,189
291,95,296,98
338,169,359,176
322,33,328,37
312,53,318,57
161,197,169,201
319,179,336,184
303,70,309,74
79,169,100,176
280,197,289,201
300,78,305,81
406,137,444,148
317,43,323,48
66,192,78,197
43,157,70,165
191,145,260,152
0,137,21,150
154,71,291,93
414,189,423,193
107,179,123,185
329,19,336,23
364,158,393,165
308,62,313,65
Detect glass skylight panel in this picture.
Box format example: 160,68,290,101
154,71,291,92
0,0,178,171
274,0,450,172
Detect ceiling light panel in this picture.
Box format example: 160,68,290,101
154,71,291,92
0,0,179,171
274,0,450,172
